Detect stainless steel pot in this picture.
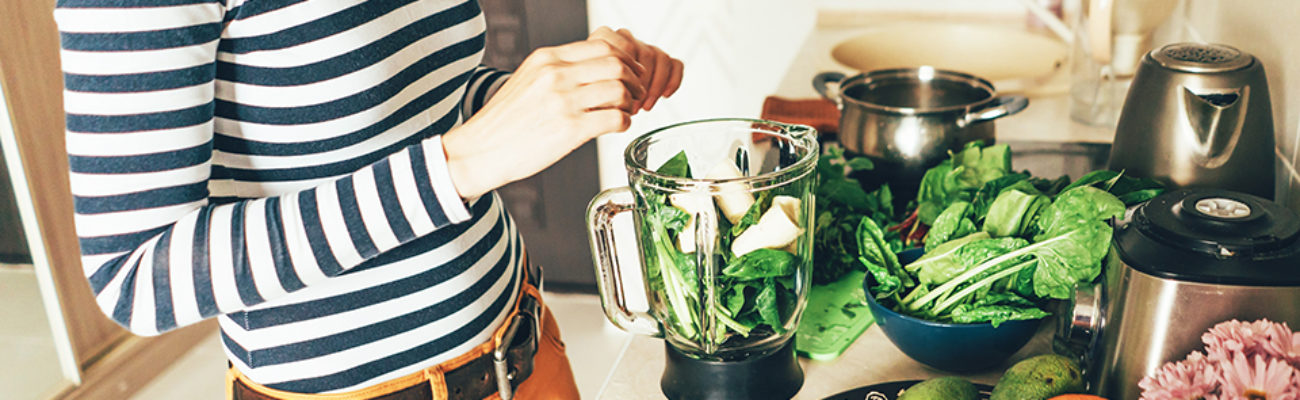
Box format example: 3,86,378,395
813,68,1028,196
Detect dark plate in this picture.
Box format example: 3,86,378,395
822,380,994,400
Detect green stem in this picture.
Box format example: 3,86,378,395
932,260,1036,315
712,302,751,337
905,235,1063,311
654,229,698,339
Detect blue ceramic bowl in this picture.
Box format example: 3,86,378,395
863,248,1042,372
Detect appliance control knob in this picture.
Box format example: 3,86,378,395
1053,282,1104,367
1194,197,1251,219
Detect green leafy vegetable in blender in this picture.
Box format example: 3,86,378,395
645,150,802,346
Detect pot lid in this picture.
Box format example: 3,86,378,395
1114,189,1300,286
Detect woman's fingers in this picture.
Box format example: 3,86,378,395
570,80,641,113
549,39,644,76
579,108,632,137
642,46,672,110
593,27,683,111
565,56,646,98
665,58,684,98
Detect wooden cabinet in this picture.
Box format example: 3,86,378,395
0,0,214,398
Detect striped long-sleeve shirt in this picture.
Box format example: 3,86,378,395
54,0,522,393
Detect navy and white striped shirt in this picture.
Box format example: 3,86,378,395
55,0,522,393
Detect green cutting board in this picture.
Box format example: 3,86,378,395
796,270,875,361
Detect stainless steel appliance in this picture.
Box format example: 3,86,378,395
1108,43,1277,199
812,68,1027,201
1055,189,1300,399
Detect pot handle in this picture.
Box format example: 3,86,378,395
963,95,1030,126
812,71,846,108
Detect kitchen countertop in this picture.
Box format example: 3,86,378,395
600,319,1055,399
770,12,1117,145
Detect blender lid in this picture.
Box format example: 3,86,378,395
1114,189,1300,286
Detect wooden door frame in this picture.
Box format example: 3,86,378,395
0,0,217,398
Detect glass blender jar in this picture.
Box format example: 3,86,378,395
587,118,817,400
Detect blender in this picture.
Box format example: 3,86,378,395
586,118,818,400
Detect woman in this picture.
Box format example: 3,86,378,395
53,0,682,398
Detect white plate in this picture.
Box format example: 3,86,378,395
831,23,1070,95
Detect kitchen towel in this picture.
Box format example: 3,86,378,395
760,96,839,137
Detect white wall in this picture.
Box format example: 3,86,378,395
1183,0,1300,209
587,0,816,190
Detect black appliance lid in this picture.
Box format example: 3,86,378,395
1114,189,1300,286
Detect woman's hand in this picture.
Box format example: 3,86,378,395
587,27,684,112
442,28,683,199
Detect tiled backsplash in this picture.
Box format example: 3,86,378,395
1183,0,1300,210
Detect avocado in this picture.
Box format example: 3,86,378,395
898,376,979,400
990,354,1086,400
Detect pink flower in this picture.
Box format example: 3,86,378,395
1292,332,1300,366
1218,352,1299,400
1142,351,1221,400
1204,320,1297,363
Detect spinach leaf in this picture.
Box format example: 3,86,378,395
916,160,958,225
911,237,1028,286
1029,174,1072,197
906,220,1111,313
811,147,900,284
1061,170,1119,193
970,173,1031,220
722,249,795,280
725,284,749,316
859,217,911,299
1034,186,1125,241
1062,170,1164,206
983,189,1049,238
731,191,773,236
654,203,691,237
949,304,1050,328
847,157,875,171
657,150,692,178
925,201,975,251
1117,189,1162,205
755,280,784,333
915,143,1012,225
1030,221,1112,299
973,291,1037,308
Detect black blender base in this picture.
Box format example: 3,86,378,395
660,340,804,400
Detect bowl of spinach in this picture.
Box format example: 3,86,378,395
863,247,1043,372
852,144,1162,371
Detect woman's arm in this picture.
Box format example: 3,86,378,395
57,0,477,336
58,0,678,336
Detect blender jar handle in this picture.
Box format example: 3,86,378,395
586,187,664,337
